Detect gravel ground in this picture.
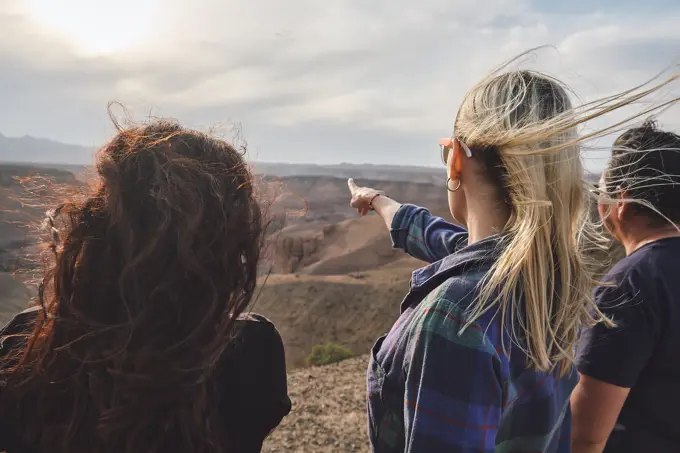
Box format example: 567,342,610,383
262,355,371,453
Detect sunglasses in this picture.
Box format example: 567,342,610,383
438,137,472,165
589,183,614,198
589,183,602,195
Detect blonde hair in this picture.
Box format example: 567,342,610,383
454,59,680,375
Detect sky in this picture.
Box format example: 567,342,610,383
1,0,680,169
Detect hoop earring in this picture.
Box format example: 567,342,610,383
446,177,461,192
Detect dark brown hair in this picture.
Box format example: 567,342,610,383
607,119,680,227
0,120,264,453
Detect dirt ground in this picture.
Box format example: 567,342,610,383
253,269,410,369
262,355,371,453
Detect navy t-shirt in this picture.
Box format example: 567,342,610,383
579,237,680,452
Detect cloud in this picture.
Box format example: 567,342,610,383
0,0,679,168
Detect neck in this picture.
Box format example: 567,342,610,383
466,200,511,245
622,225,680,255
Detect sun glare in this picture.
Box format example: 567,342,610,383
26,0,158,55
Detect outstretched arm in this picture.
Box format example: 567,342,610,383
370,192,403,231
389,203,467,263
347,179,467,263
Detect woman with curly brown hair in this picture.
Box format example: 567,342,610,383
0,120,291,453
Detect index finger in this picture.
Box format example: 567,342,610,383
347,178,359,194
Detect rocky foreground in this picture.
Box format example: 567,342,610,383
262,355,371,453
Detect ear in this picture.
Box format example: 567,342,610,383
447,139,465,180
615,187,629,221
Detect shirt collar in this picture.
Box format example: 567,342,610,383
410,234,503,290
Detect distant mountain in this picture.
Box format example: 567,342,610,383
0,133,94,165
0,133,445,183
0,133,598,185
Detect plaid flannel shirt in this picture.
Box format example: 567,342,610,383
367,204,577,453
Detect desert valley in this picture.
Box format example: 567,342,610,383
0,135,620,452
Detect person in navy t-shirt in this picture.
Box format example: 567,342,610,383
571,120,680,453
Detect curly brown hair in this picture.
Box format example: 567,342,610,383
0,120,264,453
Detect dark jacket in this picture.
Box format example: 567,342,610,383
0,307,290,453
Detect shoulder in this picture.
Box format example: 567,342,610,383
428,272,492,324
0,306,41,365
218,312,287,388
596,243,672,310
235,312,277,331
1,306,41,330
603,239,677,286
411,281,500,359
0,306,41,340
231,313,284,353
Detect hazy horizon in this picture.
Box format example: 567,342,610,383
0,131,445,169
0,129,617,175
2,0,680,171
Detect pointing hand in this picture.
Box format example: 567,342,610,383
347,178,385,217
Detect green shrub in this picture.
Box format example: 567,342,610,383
306,342,353,366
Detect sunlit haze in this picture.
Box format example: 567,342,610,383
1,0,680,168
25,0,158,55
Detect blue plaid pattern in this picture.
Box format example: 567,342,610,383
367,204,577,453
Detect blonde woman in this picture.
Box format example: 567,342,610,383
347,69,679,453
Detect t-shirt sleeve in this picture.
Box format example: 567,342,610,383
239,317,291,423
219,315,291,452
578,277,658,388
